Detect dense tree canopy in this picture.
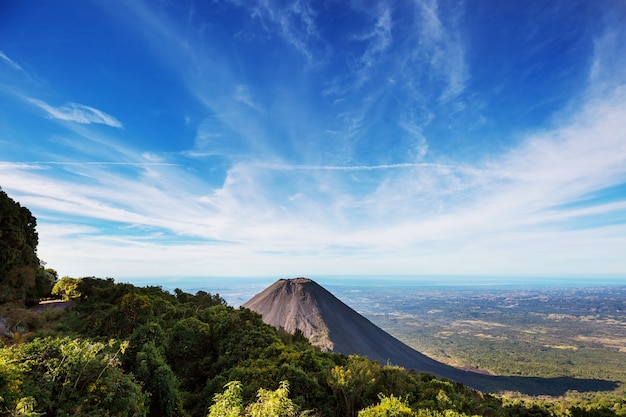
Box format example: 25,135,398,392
2,191,626,417
0,336,148,416
0,188,55,304
51,276,81,300
1,275,626,417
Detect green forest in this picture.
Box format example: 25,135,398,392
1,187,625,417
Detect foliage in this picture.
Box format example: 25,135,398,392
208,380,300,417
329,355,378,417
358,394,416,417
0,188,55,305
51,276,82,300
247,380,299,417
13,396,44,417
0,336,147,416
133,342,184,417
0,345,26,412
166,317,214,388
2,275,626,417
4,185,626,417
207,381,243,417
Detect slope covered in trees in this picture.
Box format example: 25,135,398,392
1,276,625,417
0,187,56,305
1,189,624,417
243,278,617,396
0,276,504,417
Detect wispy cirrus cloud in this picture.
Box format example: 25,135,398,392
0,50,23,71
12,161,178,168
3,81,626,277
588,22,626,97
252,162,446,171
27,98,123,128
351,4,393,87
410,0,468,101
248,0,320,61
234,84,262,111
3,0,625,279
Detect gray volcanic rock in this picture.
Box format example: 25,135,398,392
243,278,335,351
243,278,618,396
243,278,473,380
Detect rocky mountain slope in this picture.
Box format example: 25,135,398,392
243,278,617,395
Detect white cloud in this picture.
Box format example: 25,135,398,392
27,98,123,128
589,25,626,98
253,162,444,171
3,1,625,279
5,81,626,278
352,4,393,86
377,89,626,251
0,50,23,71
412,0,468,101
248,0,320,61
0,162,47,170
234,84,261,110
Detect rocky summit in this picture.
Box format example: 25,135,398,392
243,278,469,379
243,278,618,396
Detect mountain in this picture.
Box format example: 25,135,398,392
243,278,617,395
243,278,478,381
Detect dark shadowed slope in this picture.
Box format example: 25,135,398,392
243,278,617,396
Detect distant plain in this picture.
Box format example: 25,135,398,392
328,282,626,389
134,276,626,394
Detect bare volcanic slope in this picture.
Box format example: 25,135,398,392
243,278,617,396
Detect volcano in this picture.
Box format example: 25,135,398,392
243,278,617,395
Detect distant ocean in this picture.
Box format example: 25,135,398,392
119,275,626,307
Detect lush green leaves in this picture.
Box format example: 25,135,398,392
0,336,147,417
0,188,54,304
51,277,82,300
3,186,626,417
2,275,625,417
358,394,416,417
208,380,300,417
134,342,184,417
247,380,299,417
207,381,243,417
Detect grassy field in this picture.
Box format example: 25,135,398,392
329,284,626,396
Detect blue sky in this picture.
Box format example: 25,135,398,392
1,0,625,281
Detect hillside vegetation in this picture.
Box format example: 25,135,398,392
2,276,624,417
334,284,626,392
242,278,619,396
1,188,625,417
0,188,56,305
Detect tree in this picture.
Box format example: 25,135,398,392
328,356,378,417
51,276,82,300
119,293,152,335
134,342,184,417
166,317,214,387
208,380,300,417
0,188,53,304
247,380,299,417
0,336,148,416
358,394,416,417
207,381,244,417
35,268,58,300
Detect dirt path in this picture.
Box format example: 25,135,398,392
1,300,74,336
30,299,74,312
